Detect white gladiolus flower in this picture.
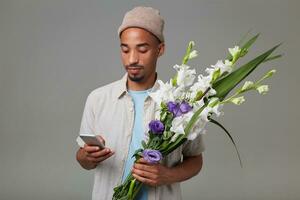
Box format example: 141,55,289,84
242,81,255,91
210,104,222,117
257,85,269,95
200,103,222,122
214,59,232,74
192,99,205,111
206,59,232,78
173,64,196,87
187,132,198,140
228,46,241,58
199,107,211,122
170,111,206,141
188,50,198,60
190,74,216,100
170,112,193,142
173,85,186,100
187,119,207,140
224,59,233,67
148,80,175,105
231,96,245,105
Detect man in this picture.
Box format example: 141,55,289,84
76,6,205,200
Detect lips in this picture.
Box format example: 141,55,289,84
128,68,142,75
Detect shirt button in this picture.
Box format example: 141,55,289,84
129,107,133,112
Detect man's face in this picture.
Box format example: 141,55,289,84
120,27,164,82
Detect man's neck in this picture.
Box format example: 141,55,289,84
127,73,157,91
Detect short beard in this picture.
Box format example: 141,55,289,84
128,74,144,82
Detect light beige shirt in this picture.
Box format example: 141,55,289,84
76,73,205,200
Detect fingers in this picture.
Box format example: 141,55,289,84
87,148,114,158
132,167,156,179
132,173,157,186
87,151,115,163
134,162,158,173
132,162,167,186
83,144,101,153
82,134,113,165
137,158,148,164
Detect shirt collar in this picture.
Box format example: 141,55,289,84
115,72,160,100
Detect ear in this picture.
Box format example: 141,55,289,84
157,42,165,57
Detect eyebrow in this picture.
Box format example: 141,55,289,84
120,43,150,48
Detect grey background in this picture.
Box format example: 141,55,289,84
0,0,299,199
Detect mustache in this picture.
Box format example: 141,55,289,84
126,64,144,69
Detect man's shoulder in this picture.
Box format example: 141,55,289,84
87,78,123,100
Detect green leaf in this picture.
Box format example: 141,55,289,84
262,54,283,63
213,44,281,100
161,135,187,156
147,136,162,149
208,117,243,168
141,140,147,149
208,97,220,107
237,29,253,47
132,148,143,159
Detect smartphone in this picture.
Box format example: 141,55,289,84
79,134,105,149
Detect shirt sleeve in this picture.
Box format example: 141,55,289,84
76,92,96,148
182,133,205,157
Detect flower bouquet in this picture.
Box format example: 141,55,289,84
112,33,281,200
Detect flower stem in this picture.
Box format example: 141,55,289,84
128,179,136,200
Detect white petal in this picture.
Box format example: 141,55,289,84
231,96,245,105
242,81,254,91
257,85,269,95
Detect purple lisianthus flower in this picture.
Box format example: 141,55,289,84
142,149,162,164
167,101,181,117
167,101,177,113
167,101,193,117
149,120,164,134
179,101,193,113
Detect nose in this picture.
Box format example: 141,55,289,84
129,50,139,65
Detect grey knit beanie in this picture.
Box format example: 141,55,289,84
118,6,165,42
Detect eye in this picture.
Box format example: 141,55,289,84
138,47,148,53
121,46,129,53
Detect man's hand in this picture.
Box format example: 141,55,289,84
76,135,114,170
132,158,173,186
132,154,203,187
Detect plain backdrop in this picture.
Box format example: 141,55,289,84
0,0,299,199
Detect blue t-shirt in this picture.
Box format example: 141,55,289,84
122,89,151,200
